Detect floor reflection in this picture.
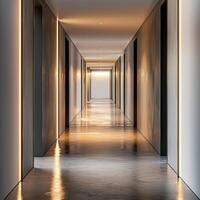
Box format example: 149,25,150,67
6,100,199,200
50,141,65,200
177,181,184,200
17,183,22,200
71,99,133,127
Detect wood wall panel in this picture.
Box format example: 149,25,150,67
58,24,66,136
58,28,83,126
42,1,57,152
34,0,57,156
137,4,161,152
125,2,163,153
23,0,34,177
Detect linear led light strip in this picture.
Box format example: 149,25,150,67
19,0,22,181
56,19,59,139
178,0,182,177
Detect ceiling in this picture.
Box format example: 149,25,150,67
46,0,158,62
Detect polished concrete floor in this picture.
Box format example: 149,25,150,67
71,99,133,127
7,100,199,200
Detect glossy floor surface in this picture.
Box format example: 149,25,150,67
7,101,199,200
71,99,132,127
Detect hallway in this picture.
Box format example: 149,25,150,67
2,0,200,198
6,102,198,200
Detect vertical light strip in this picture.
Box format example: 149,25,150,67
19,0,22,181
178,0,182,177
56,19,59,139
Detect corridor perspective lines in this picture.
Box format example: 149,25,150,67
6,101,199,200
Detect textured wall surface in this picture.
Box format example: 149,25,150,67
115,57,121,108
23,0,34,177
59,27,83,129
42,1,57,153
34,4,43,156
81,60,87,109
124,44,134,122
0,0,21,199
123,0,179,167
167,0,178,172
120,55,125,113
124,2,162,152
69,39,82,122
34,0,57,156
137,4,161,153
112,67,116,102
58,24,66,136
180,0,200,197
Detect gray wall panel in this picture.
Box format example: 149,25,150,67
0,0,21,198
23,0,34,177
34,0,57,156
42,1,57,153
34,5,43,156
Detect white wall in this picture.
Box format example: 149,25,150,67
124,45,134,122
91,71,111,99
0,0,21,198
180,0,200,197
167,0,178,172
69,41,82,122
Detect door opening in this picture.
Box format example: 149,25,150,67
65,38,70,128
124,53,126,115
133,39,138,129
34,3,43,157
160,0,168,156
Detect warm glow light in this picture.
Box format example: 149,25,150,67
178,0,182,176
17,183,23,200
56,19,59,139
59,17,140,28
91,71,111,78
51,141,65,199
77,71,81,79
177,180,184,200
19,0,22,181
